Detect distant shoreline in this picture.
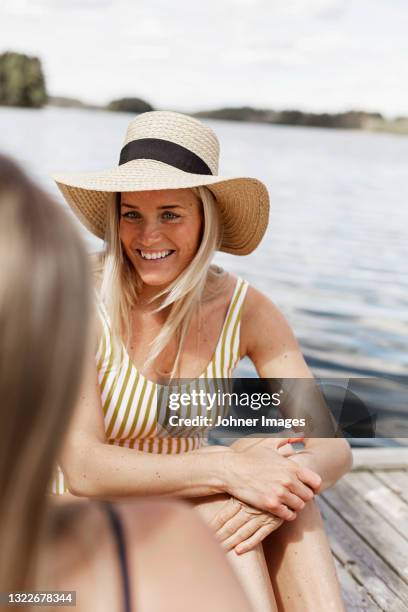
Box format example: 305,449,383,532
2,51,406,135
1,94,406,136
45,97,408,136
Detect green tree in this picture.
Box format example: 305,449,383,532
0,51,47,108
107,97,153,113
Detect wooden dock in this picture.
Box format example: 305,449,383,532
318,448,408,611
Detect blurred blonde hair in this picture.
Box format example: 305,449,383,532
0,155,92,602
98,185,224,379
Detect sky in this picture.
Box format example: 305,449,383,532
0,0,407,118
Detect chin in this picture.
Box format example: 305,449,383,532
137,271,179,286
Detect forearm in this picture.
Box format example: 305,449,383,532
289,438,352,491
62,439,231,499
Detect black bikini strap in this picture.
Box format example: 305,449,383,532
101,502,131,612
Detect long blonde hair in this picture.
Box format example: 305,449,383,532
0,155,92,601
98,185,223,379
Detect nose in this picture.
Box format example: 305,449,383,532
135,219,163,247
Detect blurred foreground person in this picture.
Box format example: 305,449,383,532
0,155,252,612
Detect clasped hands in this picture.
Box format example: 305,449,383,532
211,437,321,555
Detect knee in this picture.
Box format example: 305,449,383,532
189,493,231,522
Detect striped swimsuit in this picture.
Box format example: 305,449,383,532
52,276,248,495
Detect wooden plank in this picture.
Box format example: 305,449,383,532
352,448,408,471
375,470,408,505
321,479,408,584
333,558,381,611
318,497,408,610
344,472,408,540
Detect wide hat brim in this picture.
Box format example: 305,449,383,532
54,158,269,255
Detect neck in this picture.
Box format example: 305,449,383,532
136,283,170,313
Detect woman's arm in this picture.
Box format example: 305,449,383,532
60,339,228,498
59,314,320,514
288,439,352,491
241,285,353,486
205,287,352,554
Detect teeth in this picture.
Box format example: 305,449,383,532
140,250,172,260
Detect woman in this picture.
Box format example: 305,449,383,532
0,154,252,612
53,111,352,611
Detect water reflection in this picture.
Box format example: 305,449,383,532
1,106,407,444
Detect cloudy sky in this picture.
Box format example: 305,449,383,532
0,0,407,117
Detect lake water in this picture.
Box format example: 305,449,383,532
1,106,407,442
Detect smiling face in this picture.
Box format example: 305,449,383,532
119,188,203,288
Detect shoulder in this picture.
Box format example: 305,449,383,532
240,284,300,361
204,266,236,305
44,501,109,567
43,501,123,607
241,284,290,331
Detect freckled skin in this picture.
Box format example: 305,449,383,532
119,189,203,291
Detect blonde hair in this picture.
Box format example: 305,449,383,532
0,155,92,603
98,185,224,379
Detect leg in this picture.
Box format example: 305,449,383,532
262,499,345,612
190,495,278,612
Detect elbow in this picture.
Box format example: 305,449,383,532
64,470,100,498
62,443,104,498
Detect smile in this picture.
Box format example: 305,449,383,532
136,249,175,261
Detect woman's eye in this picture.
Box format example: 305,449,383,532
162,211,180,220
122,211,140,219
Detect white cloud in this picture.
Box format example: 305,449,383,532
0,0,406,116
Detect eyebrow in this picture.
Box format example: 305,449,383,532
121,203,185,210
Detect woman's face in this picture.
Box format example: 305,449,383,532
119,188,203,287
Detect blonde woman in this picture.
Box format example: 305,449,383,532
53,111,352,611
0,154,252,612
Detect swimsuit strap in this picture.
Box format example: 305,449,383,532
100,501,132,612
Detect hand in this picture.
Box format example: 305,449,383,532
232,436,297,457
288,452,323,495
210,496,283,555
224,437,321,516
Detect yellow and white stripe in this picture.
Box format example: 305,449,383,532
51,277,248,494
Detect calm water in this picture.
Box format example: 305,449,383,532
1,106,407,395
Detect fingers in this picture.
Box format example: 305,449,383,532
280,489,306,512
221,517,261,551
288,479,316,503
296,466,322,493
266,502,297,521
215,508,250,544
276,443,296,457
208,498,241,532
235,523,281,555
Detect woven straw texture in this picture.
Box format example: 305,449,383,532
54,111,270,255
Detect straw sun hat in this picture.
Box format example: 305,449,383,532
53,110,269,255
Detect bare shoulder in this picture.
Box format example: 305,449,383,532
240,284,300,362
205,265,236,305
46,501,122,611
116,499,251,612
46,501,109,568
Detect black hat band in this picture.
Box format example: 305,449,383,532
119,138,213,175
